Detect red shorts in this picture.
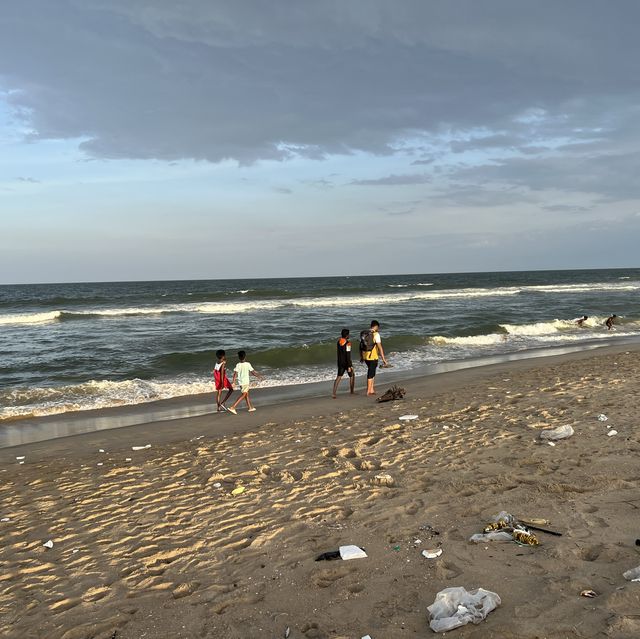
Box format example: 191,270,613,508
214,370,233,391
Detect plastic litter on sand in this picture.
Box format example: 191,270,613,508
607,430,618,436
399,415,418,421
43,540,54,549
623,566,640,581
339,545,368,560
231,486,245,496
597,414,608,421
539,425,574,441
422,548,443,559
427,586,500,632
131,444,151,451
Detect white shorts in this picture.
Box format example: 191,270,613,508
241,384,250,393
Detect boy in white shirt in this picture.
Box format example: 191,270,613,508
228,350,263,414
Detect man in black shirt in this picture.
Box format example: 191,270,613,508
332,328,355,398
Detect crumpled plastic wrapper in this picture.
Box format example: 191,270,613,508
427,586,501,632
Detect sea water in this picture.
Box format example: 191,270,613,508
1,268,639,421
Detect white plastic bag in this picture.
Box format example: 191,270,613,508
469,531,513,543
427,586,500,632
539,425,574,441
623,565,640,581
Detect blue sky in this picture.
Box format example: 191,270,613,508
1,1,640,284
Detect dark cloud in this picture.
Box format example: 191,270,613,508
351,173,431,186
541,204,593,214
2,0,640,170
453,150,640,201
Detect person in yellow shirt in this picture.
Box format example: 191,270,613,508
360,320,388,396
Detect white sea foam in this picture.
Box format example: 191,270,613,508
417,282,434,286
429,334,507,346
387,284,409,288
500,316,611,335
0,368,338,421
0,311,63,326
0,377,214,421
522,282,640,294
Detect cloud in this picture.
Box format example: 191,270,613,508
273,186,292,194
453,150,640,201
16,176,40,183
541,204,593,214
2,0,640,170
351,173,431,186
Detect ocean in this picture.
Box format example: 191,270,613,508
1,268,639,422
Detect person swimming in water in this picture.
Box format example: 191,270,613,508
574,315,588,327
605,314,617,330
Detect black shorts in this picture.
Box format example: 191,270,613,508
366,359,378,379
337,365,353,377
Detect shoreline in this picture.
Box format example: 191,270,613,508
2,339,639,460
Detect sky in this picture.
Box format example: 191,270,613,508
1,0,640,284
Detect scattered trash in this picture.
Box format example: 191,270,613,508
16,456,25,460
422,548,443,559
18,461,25,465
71,549,79,554
372,473,395,487
580,589,598,598
597,414,608,422
392,545,401,551
470,531,513,543
97,462,103,466
213,482,222,488
316,545,368,561
414,539,422,545
98,449,105,453
284,627,290,638
231,486,245,496
519,517,550,526
512,529,539,545
399,415,419,421
607,430,618,437
1,517,10,522
131,444,151,451
125,458,132,462
539,425,574,441
377,385,405,403
636,539,640,547
623,565,640,581
43,540,54,549
362,635,373,639
339,545,368,560
470,511,547,545
547,442,556,447
427,586,501,632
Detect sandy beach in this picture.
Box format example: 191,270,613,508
2,344,640,639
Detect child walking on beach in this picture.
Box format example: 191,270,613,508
213,349,234,412
228,350,263,414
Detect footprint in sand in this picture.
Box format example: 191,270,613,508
301,621,328,639
312,565,354,588
352,458,380,471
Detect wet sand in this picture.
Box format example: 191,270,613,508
1,344,640,638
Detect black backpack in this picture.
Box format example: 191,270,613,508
359,329,375,353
